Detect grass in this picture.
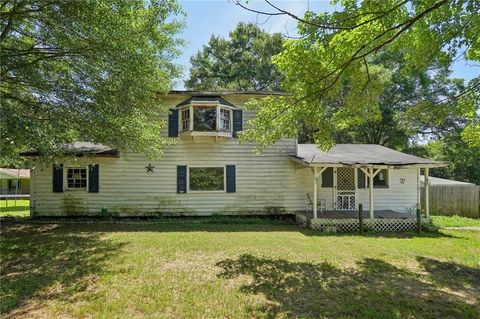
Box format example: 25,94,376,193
1,222,479,318
431,215,480,227
0,199,30,218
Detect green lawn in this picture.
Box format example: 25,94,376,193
431,215,480,227
0,199,30,218
1,222,479,319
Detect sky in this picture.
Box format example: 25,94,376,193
173,0,478,90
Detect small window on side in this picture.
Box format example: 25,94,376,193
373,169,389,188
67,168,87,189
181,108,190,131
220,108,231,131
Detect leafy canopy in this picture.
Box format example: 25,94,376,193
236,0,479,151
186,22,284,91
1,0,184,165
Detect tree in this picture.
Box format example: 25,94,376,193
0,0,184,165
234,0,479,151
408,130,480,184
185,22,284,91
299,50,468,149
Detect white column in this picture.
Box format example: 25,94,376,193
333,167,337,210
313,167,318,219
369,167,374,219
425,167,430,218
417,168,420,208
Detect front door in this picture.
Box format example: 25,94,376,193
336,167,356,210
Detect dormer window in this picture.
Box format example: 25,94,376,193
175,96,238,139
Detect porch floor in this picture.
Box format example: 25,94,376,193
300,210,414,220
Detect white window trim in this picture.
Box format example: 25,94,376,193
65,167,88,191
177,103,235,134
187,165,226,193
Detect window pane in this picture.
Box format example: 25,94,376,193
67,168,87,189
373,169,388,187
189,167,224,191
220,109,231,131
193,106,216,131
181,109,190,131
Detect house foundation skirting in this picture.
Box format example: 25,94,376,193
296,214,430,233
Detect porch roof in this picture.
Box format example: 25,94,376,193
20,142,119,157
293,144,445,167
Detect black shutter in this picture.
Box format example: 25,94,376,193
52,164,63,193
321,167,333,187
226,165,236,193
232,110,243,138
357,169,366,189
168,109,178,137
177,165,187,193
88,164,99,193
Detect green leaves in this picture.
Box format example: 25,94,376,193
185,22,284,91
237,0,479,151
1,0,184,162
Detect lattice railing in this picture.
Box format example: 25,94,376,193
308,218,428,233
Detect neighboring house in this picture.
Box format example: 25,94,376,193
0,168,30,196
23,91,444,217
419,175,475,187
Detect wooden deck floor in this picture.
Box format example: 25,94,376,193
300,210,414,220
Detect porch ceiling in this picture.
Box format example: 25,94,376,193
293,144,445,168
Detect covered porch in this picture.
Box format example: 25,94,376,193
292,144,446,231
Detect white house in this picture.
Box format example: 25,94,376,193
23,91,444,219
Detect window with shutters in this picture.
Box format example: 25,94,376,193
66,167,87,190
188,167,225,192
177,101,236,138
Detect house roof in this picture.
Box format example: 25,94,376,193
176,96,235,107
20,142,119,157
420,175,475,186
0,168,30,179
293,144,445,167
168,90,285,97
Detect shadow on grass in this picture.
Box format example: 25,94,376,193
216,254,480,319
0,224,124,316
10,221,460,239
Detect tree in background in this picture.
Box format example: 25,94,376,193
299,51,468,150
1,0,184,167
408,131,480,184
186,22,284,91
233,0,479,151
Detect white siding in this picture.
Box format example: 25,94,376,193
31,95,312,216
30,93,420,217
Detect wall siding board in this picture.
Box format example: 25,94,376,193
31,96,419,216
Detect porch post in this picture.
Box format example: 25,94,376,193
425,167,430,218
369,166,374,219
313,166,318,219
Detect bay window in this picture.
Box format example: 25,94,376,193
178,104,234,136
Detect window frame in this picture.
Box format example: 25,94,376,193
65,167,88,191
187,165,226,193
369,169,389,188
178,103,234,134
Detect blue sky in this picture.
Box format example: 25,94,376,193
173,0,478,89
